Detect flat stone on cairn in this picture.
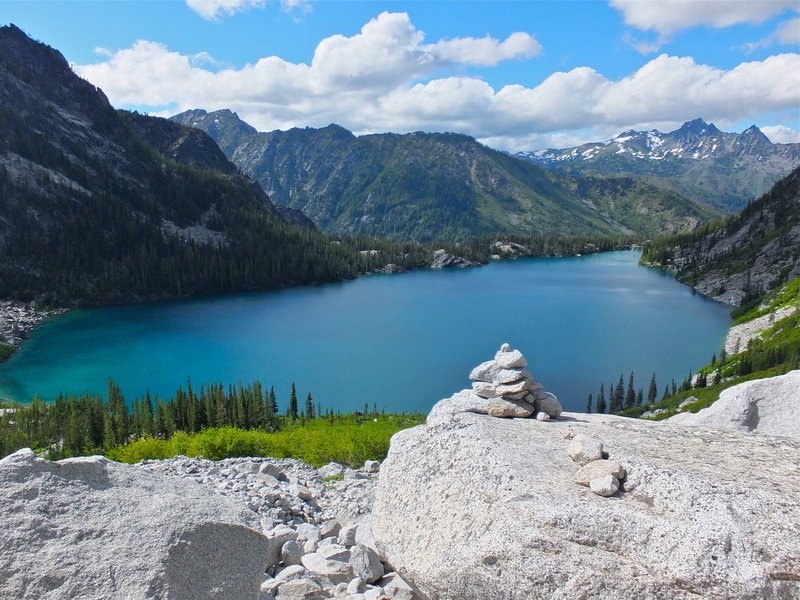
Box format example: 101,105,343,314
468,344,563,419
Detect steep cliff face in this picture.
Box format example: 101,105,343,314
172,110,717,242
642,167,800,305
0,26,344,305
518,118,800,212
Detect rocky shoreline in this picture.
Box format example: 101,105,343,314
0,300,66,354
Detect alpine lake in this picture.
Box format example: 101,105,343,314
0,251,732,414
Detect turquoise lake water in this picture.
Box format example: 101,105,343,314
0,251,732,413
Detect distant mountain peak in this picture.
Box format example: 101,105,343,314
741,124,771,144
515,118,800,213
671,118,720,141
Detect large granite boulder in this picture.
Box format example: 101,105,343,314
372,411,800,600
0,449,269,599
668,370,800,438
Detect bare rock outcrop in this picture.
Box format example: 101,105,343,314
0,449,269,599
668,370,800,438
373,410,800,600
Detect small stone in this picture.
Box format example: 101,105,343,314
377,572,416,600
275,577,322,599
338,522,359,547
275,564,307,581
317,462,345,479
234,461,259,474
259,463,288,480
345,469,368,480
499,343,511,352
494,349,527,369
349,544,384,584
348,577,366,595
280,540,305,566
486,398,535,418
589,474,620,497
495,379,531,396
320,520,342,539
536,412,551,421
472,381,498,398
291,484,314,502
502,390,529,401
295,523,321,544
493,368,528,384
363,460,381,473
469,360,499,382
573,460,626,486
532,391,563,419
568,434,604,466
301,552,352,584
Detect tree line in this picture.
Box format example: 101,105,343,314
0,378,360,460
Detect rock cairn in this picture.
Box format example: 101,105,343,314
468,343,563,420
566,433,626,497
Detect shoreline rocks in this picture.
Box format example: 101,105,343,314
0,300,66,353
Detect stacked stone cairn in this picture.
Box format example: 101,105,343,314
469,343,563,420
566,433,627,497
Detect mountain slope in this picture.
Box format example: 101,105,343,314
518,119,800,212
641,167,800,306
0,25,368,305
172,110,717,242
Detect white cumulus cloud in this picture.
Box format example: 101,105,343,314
75,12,800,152
761,124,800,143
185,0,266,21
610,0,798,35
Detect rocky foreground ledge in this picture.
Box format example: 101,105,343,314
373,402,800,599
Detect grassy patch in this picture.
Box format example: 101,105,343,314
106,415,424,466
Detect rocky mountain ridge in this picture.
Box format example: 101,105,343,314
517,118,800,212
172,109,718,242
642,167,800,305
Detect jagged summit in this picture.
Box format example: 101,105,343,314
517,118,800,211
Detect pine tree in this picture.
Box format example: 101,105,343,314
636,389,643,406
586,393,593,413
647,373,657,405
270,386,278,414
609,374,624,413
624,372,635,409
305,393,315,420
597,384,607,414
287,383,298,420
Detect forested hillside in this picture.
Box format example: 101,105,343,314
0,26,427,306
172,110,717,242
642,167,800,306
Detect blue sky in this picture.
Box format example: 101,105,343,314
4,0,799,150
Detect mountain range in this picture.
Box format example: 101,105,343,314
172,109,718,242
517,119,800,212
